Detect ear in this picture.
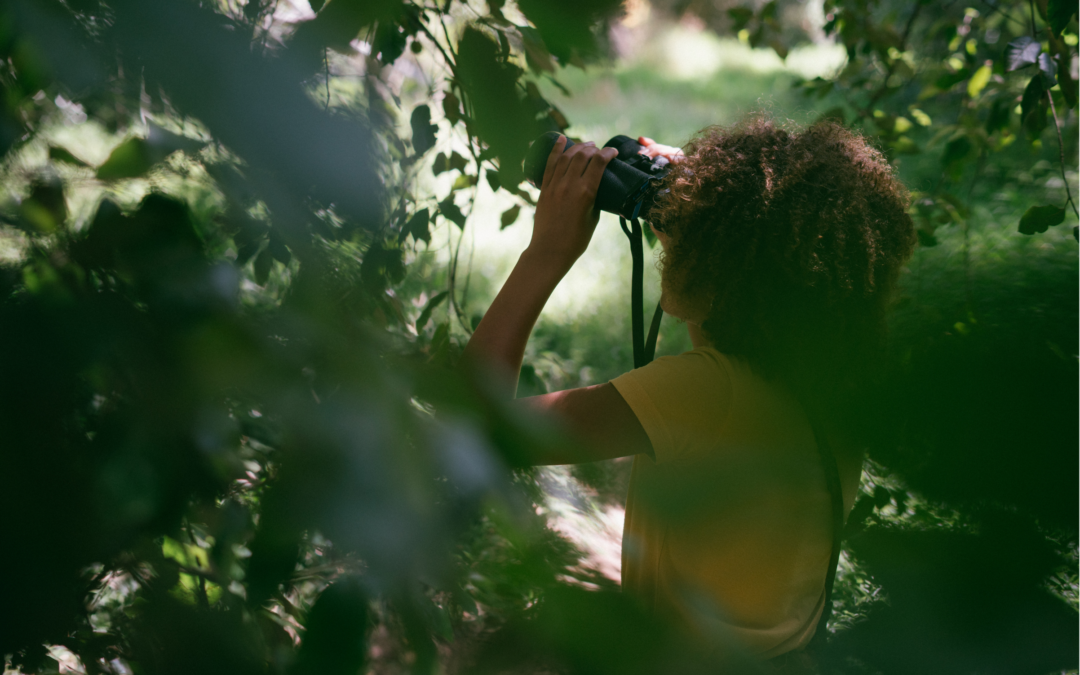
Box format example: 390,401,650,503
649,222,671,249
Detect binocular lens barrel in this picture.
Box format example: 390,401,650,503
523,131,667,221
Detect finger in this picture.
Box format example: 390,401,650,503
553,141,589,181
638,136,655,146
542,135,567,188
566,144,597,178
583,147,618,190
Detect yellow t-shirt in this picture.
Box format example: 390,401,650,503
610,347,834,660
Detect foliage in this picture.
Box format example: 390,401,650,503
655,0,1078,239
0,1,1076,675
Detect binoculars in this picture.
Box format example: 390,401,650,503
523,132,672,222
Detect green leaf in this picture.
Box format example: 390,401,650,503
1059,53,1079,109
424,599,454,642
96,137,153,180
548,106,570,130
1021,75,1048,137
449,151,469,173
934,69,969,91
1005,36,1041,72
485,169,501,192
361,241,406,292
499,204,520,229
519,26,556,73
433,150,468,176
253,247,274,285
452,174,478,191
267,232,291,264
429,321,451,364
909,108,932,126
455,26,537,187
438,199,467,229
442,90,462,125
147,122,207,156
643,220,657,247
372,7,424,64
1037,52,1057,87
293,579,370,675
19,179,68,233
416,290,449,331
844,497,876,538
1018,204,1065,234
405,208,431,244
516,363,547,397
873,485,892,509
984,98,1011,134
942,135,972,167
1047,0,1077,36
891,135,919,154
433,152,450,175
967,64,992,98
235,240,262,266
515,0,622,62
48,146,89,167
727,7,754,30
97,126,207,180
410,104,438,155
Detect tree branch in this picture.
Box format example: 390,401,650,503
858,3,924,119
1045,89,1079,217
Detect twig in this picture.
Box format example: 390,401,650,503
1025,0,1078,219
417,22,456,70
446,212,474,335
438,11,459,62
458,183,479,310
1045,89,1079,217
978,0,1026,29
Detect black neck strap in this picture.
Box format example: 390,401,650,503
620,216,663,369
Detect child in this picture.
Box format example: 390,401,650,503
462,115,916,663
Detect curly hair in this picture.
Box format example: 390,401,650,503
653,116,916,420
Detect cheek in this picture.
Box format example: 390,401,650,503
658,275,687,321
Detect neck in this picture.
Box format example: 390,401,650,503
687,322,711,349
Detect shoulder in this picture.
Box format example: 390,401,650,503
610,347,739,462
612,347,737,399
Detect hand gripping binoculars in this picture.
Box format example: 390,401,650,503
522,131,676,370
523,131,672,222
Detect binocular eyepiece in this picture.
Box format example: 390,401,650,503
523,131,672,222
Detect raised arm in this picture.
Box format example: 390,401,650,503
461,136,652,464
461,136,615,396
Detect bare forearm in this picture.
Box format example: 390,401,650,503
463,138,615,399
462,249,568,398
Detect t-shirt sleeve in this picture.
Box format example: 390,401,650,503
609,349,735,464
